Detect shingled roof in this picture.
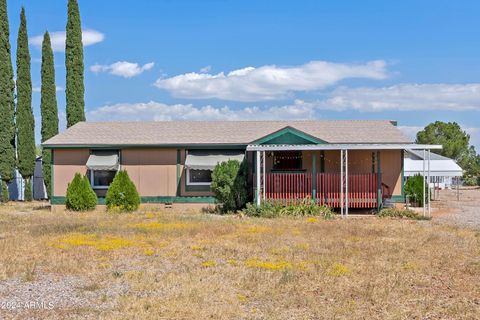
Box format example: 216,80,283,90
43,120,411,147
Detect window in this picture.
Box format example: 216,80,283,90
187,169,212,186
86,150,120,189
273,151,303,171
90,170,117,189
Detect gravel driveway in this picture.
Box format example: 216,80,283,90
432,187,480,229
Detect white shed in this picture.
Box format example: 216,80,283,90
404,150,463,189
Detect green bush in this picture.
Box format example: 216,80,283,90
404,174,428,206
463,175,477,186
379,207,431,220
65,173,97,211
243,199,335,219
211,159,248,213
105,170,140,212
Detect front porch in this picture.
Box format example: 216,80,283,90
248,142,442,216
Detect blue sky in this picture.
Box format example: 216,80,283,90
7,0,480,149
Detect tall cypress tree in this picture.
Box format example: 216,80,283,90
0,0,15,202
16,7,35,201
40,31,58,198
65,0,85,127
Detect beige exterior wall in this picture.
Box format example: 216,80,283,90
53,149,90,196
380,150,403,196
121,148,178,197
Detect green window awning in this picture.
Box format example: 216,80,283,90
185,151,245,170
86,151,119,171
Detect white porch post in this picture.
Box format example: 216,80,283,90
423,149,426,217
428,149,431,216
345,149,349,217
340,149,344,217
256,151,261,207
262,151,266,201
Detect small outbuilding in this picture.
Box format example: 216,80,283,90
404,150,462,189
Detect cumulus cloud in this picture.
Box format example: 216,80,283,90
87,100,315,122
90,61,154,78
316,83,480,111
154,60,388,101
30,29,104,52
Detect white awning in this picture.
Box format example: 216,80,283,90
185,151,245,170
86,151,119,171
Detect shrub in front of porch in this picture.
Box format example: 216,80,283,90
405,174,428,207
243,199,334,219
105,170,140,212
211,160,248,213
65,173,97,211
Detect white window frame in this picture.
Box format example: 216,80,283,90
186,168,212,186
90,170,117,189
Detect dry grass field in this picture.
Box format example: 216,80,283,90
0,202,479,319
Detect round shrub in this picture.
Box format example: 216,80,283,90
211,159,248,213
105,170,140,212
65,173,97,211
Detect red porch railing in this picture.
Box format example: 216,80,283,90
315,173,378,208
262,172,378,208
265,172,312,205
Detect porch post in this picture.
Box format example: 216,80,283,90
312,153,316,202
428,149,431,216
345,149,349,217
377,151,381,212
256,151,261,207
262,151,266,201
340,149,344,217
423,149,426,216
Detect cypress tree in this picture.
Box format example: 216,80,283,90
16,7,35,201
65,0,85,127
0,0,15,202
40,32,58,198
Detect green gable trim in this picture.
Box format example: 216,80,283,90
252,126,326,145
51,195,215,205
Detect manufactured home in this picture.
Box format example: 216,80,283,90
42,120,441,213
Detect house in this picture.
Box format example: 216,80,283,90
404,150,462,189
42,120,441,214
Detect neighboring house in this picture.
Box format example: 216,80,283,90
404,150,462,189
7,156,48,201
42,120,441,213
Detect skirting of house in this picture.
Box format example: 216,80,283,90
50,196,216,205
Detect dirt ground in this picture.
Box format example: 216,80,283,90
431,187,480,229
0,199,479,319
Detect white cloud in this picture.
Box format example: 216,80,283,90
32,85,64,93
316,83,480,111
30,29,105,52
154,60,388,101
87,100,315,122
90,61,154,78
